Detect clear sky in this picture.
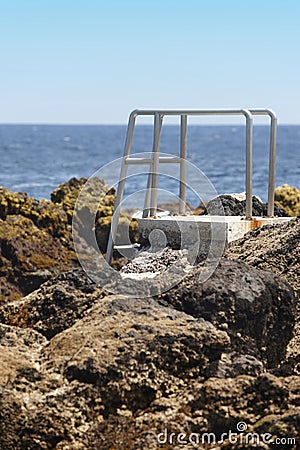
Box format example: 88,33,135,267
0,0,300,124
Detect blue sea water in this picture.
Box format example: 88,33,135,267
0,124,299,208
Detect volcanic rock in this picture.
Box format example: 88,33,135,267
199,193,287,216
51,176,110,224
0,269,104,339
0,178,138,302
0,214,77,302
226,217,300,292
275,184,300,216
0,256,298,449
158,258,296,368
0,268,231,449
0,182,299,449
226,217,300,376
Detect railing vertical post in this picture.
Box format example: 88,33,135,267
248,108,278,217
179,114,187,214
106,112,137,264
267,112,277,217
142,170,153,217
149,113,163,216
244,110,253,219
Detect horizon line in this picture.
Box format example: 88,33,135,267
1,122,300,126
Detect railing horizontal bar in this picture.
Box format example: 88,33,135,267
248,108,276,116
125,157,153,164
132,109,251,117
125,156,181,165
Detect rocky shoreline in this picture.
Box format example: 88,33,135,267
0,179,299,449
0,178,138,302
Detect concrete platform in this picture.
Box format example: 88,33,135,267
138,215,292,252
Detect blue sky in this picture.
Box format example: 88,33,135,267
0,0,300,124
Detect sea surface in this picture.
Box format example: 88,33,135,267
0,124,299,208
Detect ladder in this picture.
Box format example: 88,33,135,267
106,108,277,264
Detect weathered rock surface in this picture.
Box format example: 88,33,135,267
158,258,296,369
275,184,300,216
66,176,138,254
226,217,300,292
226,217,300,377
0,181,299,449
0,269,233,449
51,176,110,224
0,213,77,302
0,255,298,449
199,193,287,216
121,247,192,276
0,180,92,302
0,269,105,339
0,178,138,303
89,373,300,449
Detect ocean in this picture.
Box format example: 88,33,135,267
0,124,299,208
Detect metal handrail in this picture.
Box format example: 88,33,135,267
105,108,277,264
248,108,277,217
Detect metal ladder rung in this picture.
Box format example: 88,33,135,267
113,243,141,259
114,243,141,250
125,156,181,165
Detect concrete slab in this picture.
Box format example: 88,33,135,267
138,215,292,252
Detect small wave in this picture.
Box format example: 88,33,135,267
12,182,55,190
8,143,23,149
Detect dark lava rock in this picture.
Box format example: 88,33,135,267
226,217,300,376
0,274,231,449
158,258,296,368
0,269,104,339
200,193,287,216
0,263,298,449
0,198,299,448
188,373,300,446
215,352,265,378
46,295,229,407
226,217,300,292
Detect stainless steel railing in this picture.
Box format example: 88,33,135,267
106,108,277,264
